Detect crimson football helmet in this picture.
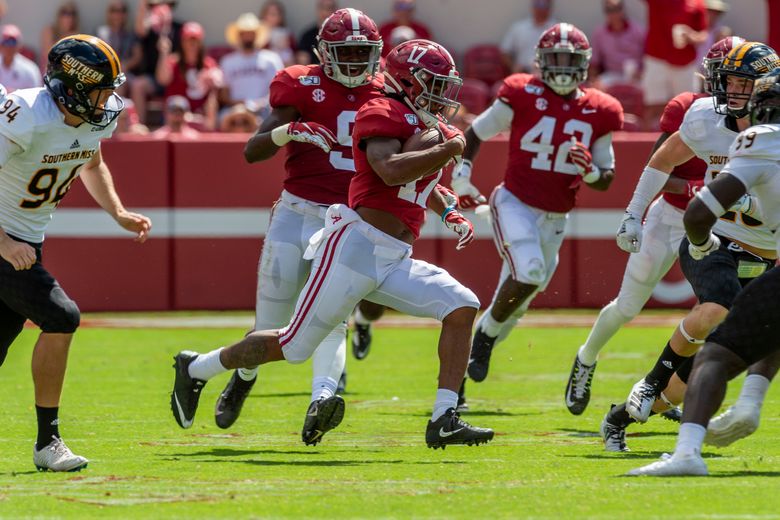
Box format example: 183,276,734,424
702,36,745,99
315,8,382,88
535,23,591,96
384,39,462,127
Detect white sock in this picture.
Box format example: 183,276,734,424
578,301,631,365
237,367,258,381
432,389,458,421
353,307,371,326
187,348,227,381
736,374,770,408
311,326,346,401
674,422,706,457
479,311,504,338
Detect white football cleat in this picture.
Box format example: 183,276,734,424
625,377,660,423
33,436,89,472
626,452,708,477
705,403,761,447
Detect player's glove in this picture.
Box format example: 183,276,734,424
688,233,721,261
435,184,460,208
729,194,756,216
442,207,474,250
616,211,642,253
451,159,487,210
271,122,338,153
568,140,600,184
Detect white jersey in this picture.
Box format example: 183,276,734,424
679,97,775,250
0,87,116,242
720,123,780,256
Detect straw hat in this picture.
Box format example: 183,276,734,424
225,13,269,49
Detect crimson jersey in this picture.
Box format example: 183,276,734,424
659,91,708,210
269,64,383,205
497,74,624,213
350,97,440,238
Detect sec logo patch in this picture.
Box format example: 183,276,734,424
312,89,326,103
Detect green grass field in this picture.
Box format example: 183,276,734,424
1,318,780,519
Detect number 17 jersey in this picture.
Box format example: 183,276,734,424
0,88,116,243
497,74,623,213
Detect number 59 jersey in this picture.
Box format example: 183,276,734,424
497,74,623,213
269,65,383,205
0,88,116,243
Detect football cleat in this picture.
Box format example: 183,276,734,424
33,436,88,472
302,395,345,446
467,328,498,382
456,378,469,413
425,408,494,449
661,406,683,423
626,377,660,423
600,410,629,452
626,453,708,476
705,402,761,447
352,322,372,360
565,354,597,415
214,371,256,429
170,351,206,429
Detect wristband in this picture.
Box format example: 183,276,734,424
582,166,601,184
270,123,292,146
695,188,726,217
441,205,456,222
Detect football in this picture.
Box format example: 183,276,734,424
401,127,443,153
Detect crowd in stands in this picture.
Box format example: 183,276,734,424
0,0,763,135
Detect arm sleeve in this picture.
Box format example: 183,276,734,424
471,99,514,141
591,132,615,170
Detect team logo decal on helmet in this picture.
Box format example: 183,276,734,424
44,34,125,128
535,23,592,96
383,39,462,127
315,8,382,89
715,41,780,118
748,66,780,125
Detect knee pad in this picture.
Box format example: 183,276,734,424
40,299,80,334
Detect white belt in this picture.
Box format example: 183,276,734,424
303,204,359,260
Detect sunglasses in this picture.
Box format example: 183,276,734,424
59,9,77,16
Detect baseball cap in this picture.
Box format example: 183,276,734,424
166,95,190,112
705,0,729,12
181,21,204,40
1,24,21,46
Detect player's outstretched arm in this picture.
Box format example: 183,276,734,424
243,106,300,163
365,134,464,187
79,149,152,243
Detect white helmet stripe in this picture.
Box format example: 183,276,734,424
346,7,361,35
560,23,570,46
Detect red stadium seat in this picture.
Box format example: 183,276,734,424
207,45,234,63
462,44,509,87
458,78,491,114
606,83,645,120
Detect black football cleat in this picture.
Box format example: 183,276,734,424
170,351,206,429
467,329,498,382
661,406,683,423
426,408,494,449
302,395,345,446
214,371,256,429
352,322,372,360
564,355,597,415
456,378,469,412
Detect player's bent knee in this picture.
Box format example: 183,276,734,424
614,296,643,321
39,299,80,334
689,303,728,335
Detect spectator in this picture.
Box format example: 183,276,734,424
39,1,80,70
378,0,432,57
590,0,645,88
696,0,733,66
151,95,200,139
0,25,41,92
389,25,417,48
96,1,142,97
219,103,260,133
260,0,296,66
642,0,708,129
220,13,282,121
131,0,183,125
114,99,150,136
296,0,338,65
501,0,558,73
156,21,221,131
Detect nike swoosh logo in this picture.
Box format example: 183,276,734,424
565,390,576,408
439,426,464,438
174,394,193,428
582,108,597,114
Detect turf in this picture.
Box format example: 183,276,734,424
1,324,779,518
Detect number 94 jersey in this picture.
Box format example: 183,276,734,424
269,65,383,205
498,74,623,213
0,88,116,243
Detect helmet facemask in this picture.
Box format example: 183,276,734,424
408,68,462,127
537,48,590,95
702,56,725,99
317,38,382,88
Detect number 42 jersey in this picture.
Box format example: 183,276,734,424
0,87,116,243
492,74,623,213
